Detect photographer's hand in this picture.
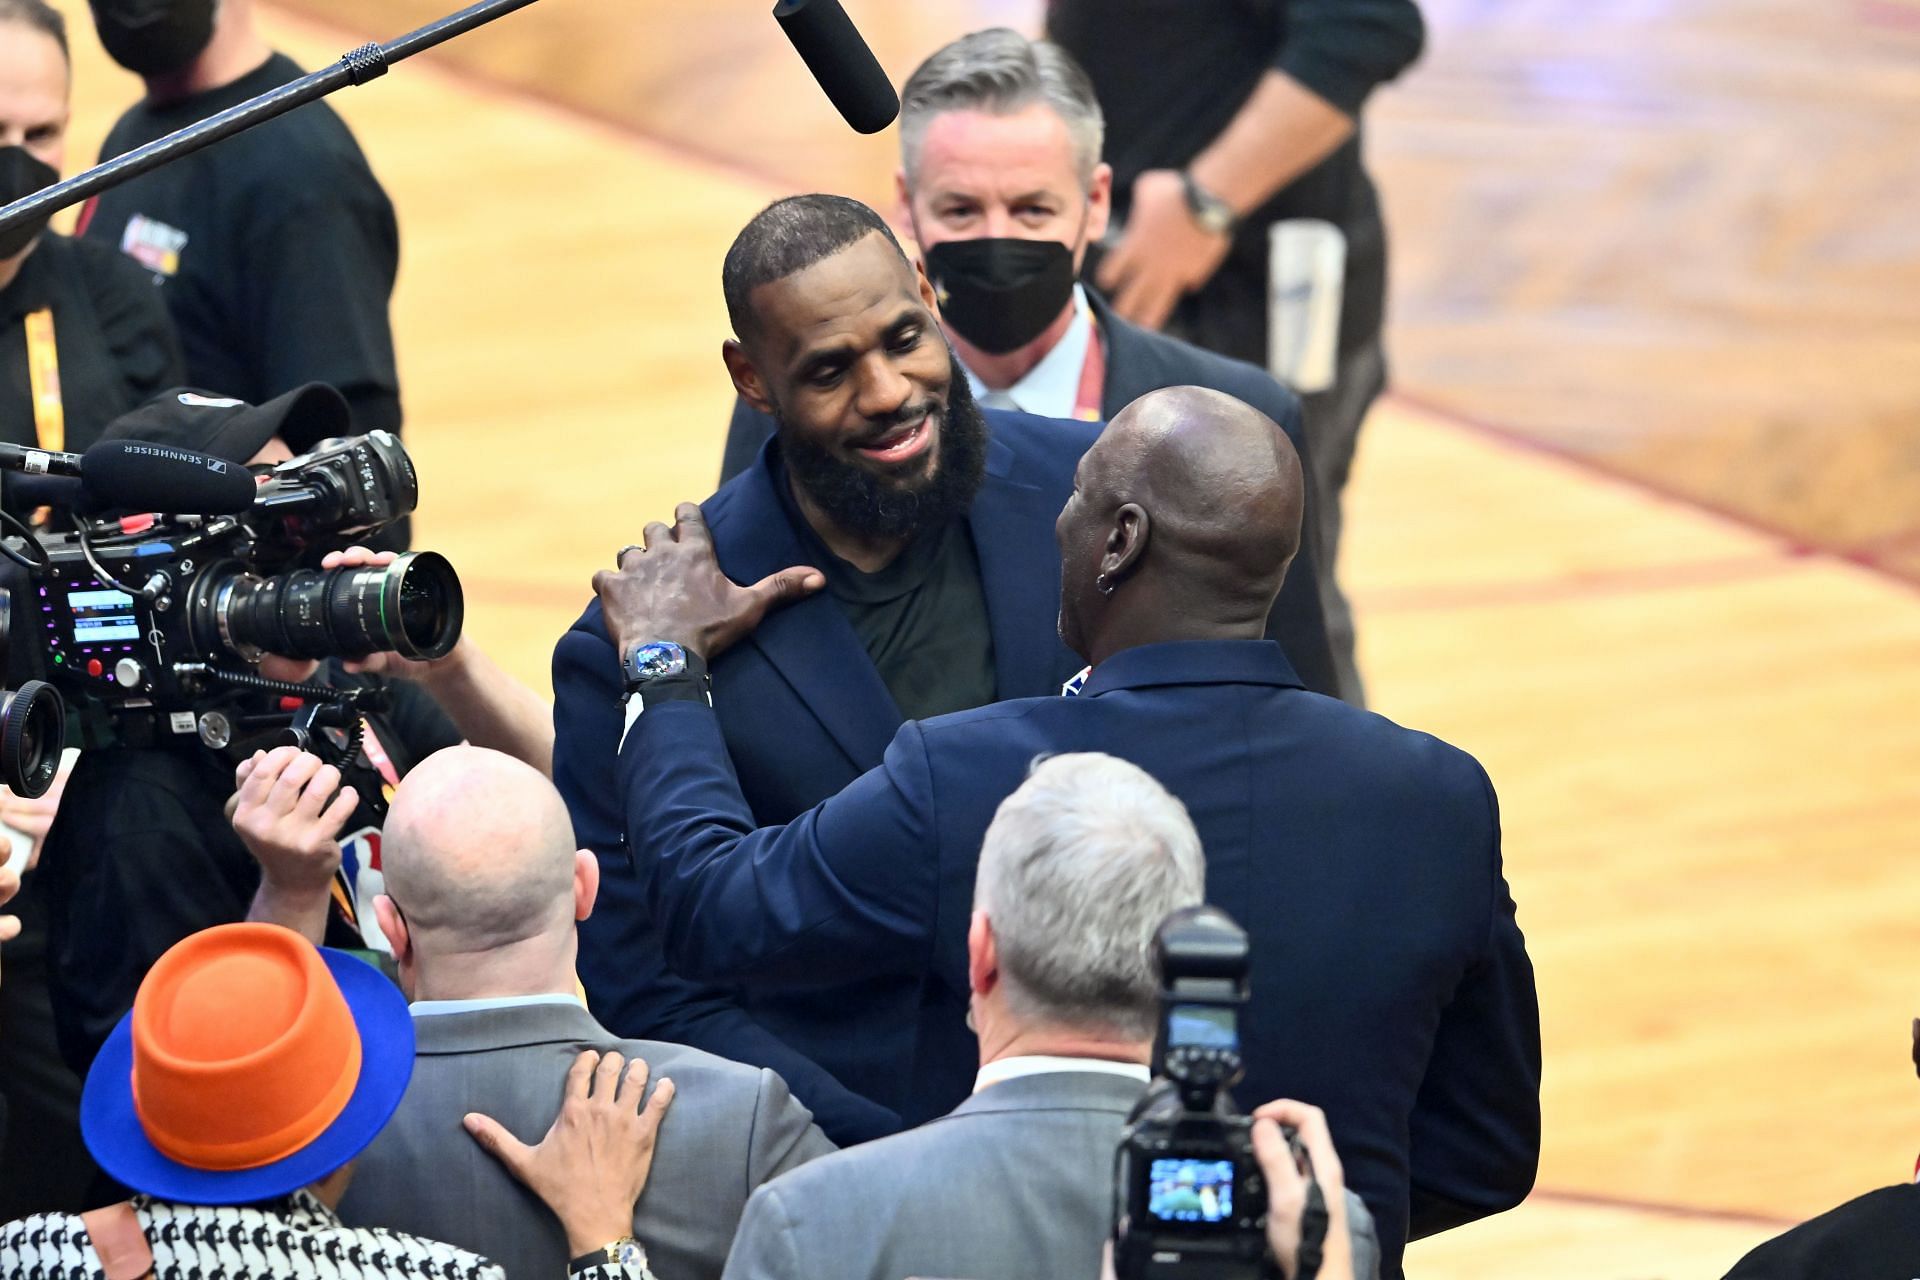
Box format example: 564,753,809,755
1254,1100,1353,1280
593,503,823,662
321,546,557,777
234,745,359,944
0,749,75,874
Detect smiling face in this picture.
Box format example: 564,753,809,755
726,230,988,540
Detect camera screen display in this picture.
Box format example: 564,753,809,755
1147,1157,1235,1223
68,589,140,644
1167,1003,1238,1051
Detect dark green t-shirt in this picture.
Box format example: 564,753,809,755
780,471,997,721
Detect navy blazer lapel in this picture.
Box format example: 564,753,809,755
968,424,1071,701
1089,288,1162,416
708,451,903,770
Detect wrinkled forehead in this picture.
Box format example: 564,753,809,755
747,233,926,366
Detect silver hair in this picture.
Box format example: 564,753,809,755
974,753,1206,1041
899,27,1105,190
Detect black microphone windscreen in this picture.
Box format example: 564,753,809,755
773,0,900,135
81,439,258,514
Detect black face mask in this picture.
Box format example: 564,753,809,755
90,0,217,78
0,147,59,260
924,237,1077,355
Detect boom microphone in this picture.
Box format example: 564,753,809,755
773,0,899,135
1,439,257,515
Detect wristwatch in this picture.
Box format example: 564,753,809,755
619,640,712,733
1180,170,1237,237
568,1235,648,1275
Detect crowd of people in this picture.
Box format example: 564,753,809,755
0,2,1840,1278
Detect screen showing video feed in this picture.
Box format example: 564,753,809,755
1167,1002,1238,1051
68,588,140,645
1147,1157,1235,1223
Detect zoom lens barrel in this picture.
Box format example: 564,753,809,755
0,680,65,798
212,551,464,662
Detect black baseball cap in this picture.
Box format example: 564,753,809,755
100,384,352,465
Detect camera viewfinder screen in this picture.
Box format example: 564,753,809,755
1147,1158,1235,1223
68,588,140,645
1167,1003,1238,1051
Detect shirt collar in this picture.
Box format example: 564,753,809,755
974,1053,1151,1094
410,992,583,1018
962,284,1094,419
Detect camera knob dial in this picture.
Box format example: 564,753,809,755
114,658,146,690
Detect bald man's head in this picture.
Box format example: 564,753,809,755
1054,386,1303,660
380,746,581,957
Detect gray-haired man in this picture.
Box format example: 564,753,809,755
715,27,1342,701
719,752,1377,1280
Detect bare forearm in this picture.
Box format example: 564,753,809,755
420,641,555,777
1187,71,1355,219
248,879,331,945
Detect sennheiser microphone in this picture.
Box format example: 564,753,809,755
82,439,258,513
773,0,899,135
3,439,257,515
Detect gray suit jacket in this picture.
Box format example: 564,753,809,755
721,1070,1379,1280
340,1000,835,1280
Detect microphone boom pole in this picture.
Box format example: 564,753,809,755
0,0,547,239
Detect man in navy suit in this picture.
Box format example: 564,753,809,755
591,385,1541,1277
716,29,1343,702
553,194,1098,1144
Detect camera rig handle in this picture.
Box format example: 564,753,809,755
175,663,391,769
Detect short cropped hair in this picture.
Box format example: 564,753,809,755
0,0,68,60
975,753,1205,1041
721,194,908,343
900,28,1104,189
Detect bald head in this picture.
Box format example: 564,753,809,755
382,746,580,953
1054,387,1305,660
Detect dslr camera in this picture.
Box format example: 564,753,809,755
0,425,463,797
1113,905,1325,1280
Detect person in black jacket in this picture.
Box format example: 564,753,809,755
1048,0,1427,707
78,0,408,546
0,0,183,1220
715,29,1342,701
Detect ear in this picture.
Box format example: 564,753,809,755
967,910,998,998
1084,162,1114,250
895,169,917,252
573,850,600,922
722,339,776,416
914,258,941,318
1102,502,1150,585
373,895,409,967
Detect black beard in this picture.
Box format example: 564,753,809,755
774,353,989,542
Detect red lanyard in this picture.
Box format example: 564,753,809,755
1073,317,1106,422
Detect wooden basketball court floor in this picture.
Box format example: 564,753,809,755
54,2,1920,1274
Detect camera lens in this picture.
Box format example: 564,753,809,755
211,551,464,662
0,680,65,798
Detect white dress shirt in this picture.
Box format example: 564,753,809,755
973,1053,1152,1095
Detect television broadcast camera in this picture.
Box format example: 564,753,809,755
1113,906,1327,1280
0,428,464,798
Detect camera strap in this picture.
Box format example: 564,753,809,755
1295,1179,1328,1280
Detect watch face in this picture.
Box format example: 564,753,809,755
624,641,688,683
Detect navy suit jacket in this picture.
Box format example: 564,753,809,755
618,640,1541,1278
553,407,1098,1145
717,289,1340,698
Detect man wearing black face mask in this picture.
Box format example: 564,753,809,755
716,30,1341,701
0,0,182,513
553,194,1100,1145
76,0,409,548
